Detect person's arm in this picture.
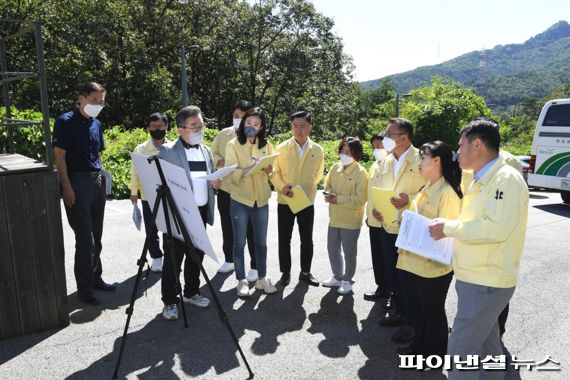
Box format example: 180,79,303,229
269,147,288,195
443,176,523,243
128,146,141,203
336,169,369,208
313,149,325,184
54,147,75,207
211,131,224,168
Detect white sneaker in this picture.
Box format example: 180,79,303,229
237,279,251,297
162,304,178,320
183,293,210,308
218,262,235,273
246,269,259,282
255,278,278,294
151,258,163,272
322,276,342,287
338,281,353,295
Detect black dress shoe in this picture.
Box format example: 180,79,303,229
94,279,117,291
280,273,291,286
363,289,391,301
391,325,415,344
396,346,414,355
78,293,101,305
380,313,406,327
299,272,320,287
380,296,395,311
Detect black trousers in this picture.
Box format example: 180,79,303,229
141,200,163,259
398,268,420,326
277,204,315,274
217,189,256,268
65,173,106,298
410,271,453,356
379,229,402,313
499,303,509,336
161,205,207,305
369,226,387,291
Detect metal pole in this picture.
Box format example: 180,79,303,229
0,40,15,153
180,46,188,107
34,22,54,170
395,93,400,117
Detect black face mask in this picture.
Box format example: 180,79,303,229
150,129,166,140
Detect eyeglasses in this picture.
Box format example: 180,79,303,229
179,124,203,132
384,132,404,139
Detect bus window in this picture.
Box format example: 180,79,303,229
542,104,570,127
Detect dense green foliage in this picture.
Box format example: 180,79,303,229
0,0,358,138
362,21,570,110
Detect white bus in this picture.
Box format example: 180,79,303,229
528,99,570,204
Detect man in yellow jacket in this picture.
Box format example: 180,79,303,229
429,117,528,379
129,112,169,273
373,118,426,346
270,111,325,287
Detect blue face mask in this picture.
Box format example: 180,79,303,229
244,126,258,137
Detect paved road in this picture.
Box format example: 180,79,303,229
0,190,568,379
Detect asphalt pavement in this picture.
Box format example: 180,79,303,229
0,190,568,379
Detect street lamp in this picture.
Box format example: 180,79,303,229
395,93,412,117
180,44,201,107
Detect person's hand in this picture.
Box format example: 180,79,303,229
130,195,138,204
63,185,76,208
391,193,410,209
282,185,294,197
211,179,222,189
324,192,337,204
217,158,225,167
429,219,447,240
242,162,256,176
262,164,273,175
372,208,384,222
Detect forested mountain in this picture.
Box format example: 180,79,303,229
361,21,570,109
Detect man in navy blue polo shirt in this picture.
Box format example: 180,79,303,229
53,81,116,305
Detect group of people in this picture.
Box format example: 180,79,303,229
54,82,528,379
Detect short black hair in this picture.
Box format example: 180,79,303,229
175,105,202,127
460,117,500,152
291,110,311,123
233,100,253,112
79,81,106,96
389,117,413,141
338,136,363,161
145,112,169,128
370,133,384,145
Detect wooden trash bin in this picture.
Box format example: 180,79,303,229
0,153,69,339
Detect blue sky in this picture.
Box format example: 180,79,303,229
310,0,570,82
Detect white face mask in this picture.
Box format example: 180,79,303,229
188,131,203,145
373,148,387,162
83,104,104,118
340,153,354,166
232,118,241,128
382,137,396,152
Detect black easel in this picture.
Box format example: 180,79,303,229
112,155,254,379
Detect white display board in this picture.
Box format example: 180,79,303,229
131,153,218,263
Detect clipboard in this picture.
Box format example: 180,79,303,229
371,187,399,225
245,153,280,176
284,185,311,214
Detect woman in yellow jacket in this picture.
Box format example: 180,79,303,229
225,108,277,297
395,140,462,356
322,137,369,295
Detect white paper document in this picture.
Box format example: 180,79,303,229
196,164,238,181
130,153,219,263
132,203,142,231
395,210,455,265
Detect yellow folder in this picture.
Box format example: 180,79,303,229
284,185,311,214
245,153,280,176
371,187,399,225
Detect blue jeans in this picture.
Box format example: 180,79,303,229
230,199,268,280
